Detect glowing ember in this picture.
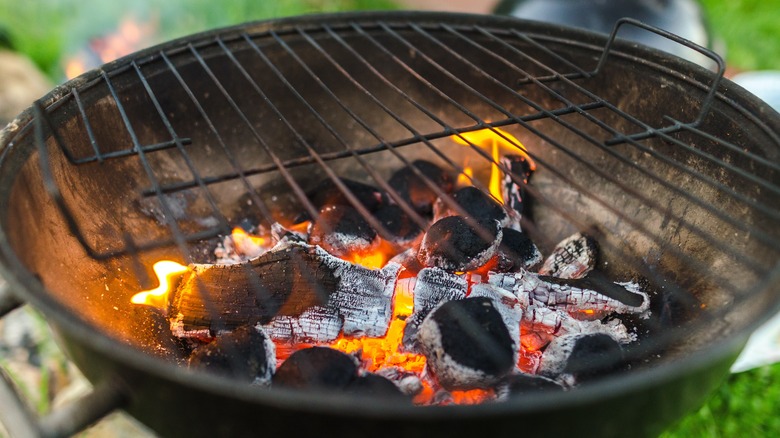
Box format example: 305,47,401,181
451,127,535,204
130,260,189,312
330,275,426,373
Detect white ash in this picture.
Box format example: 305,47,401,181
170,312,212,340
538,233,597,279
329,262,401,337
376,366,424,396
522,306,635,344
263,306,342,343
403,268,468,348
488,272,650,317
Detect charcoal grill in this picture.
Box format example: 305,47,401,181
0,11,778,438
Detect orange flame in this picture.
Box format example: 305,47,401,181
451,127,535,204
231,227,268,258
130,260,189,312
456,165,474,187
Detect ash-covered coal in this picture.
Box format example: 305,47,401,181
309,204,378,258
388,159,453,216
418,216,502,272
539,333,627,385
188,325,276,385
496,228,542,272
403,268,467,350
417,297,515,390
539,233,598,279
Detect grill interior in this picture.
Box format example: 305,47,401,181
1,13,779,401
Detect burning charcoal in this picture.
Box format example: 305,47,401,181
388,159,453,215
500,154,534,219
538,333,627,384
418,216,502,272
539,233,598,279
417,297,515,390
273,347,359,390
309,205,378,259
375,204,422,243
496,228,542,272
496,373,564,399
469,283,523,357
308,178,386,212
188,325,275,385
434,186,510,227
376,367,424,396
347,373,407,399
403,268,467,350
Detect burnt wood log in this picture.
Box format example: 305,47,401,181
188,325,276,384
403,268,467,350
417,297,515,390
170,243,399,340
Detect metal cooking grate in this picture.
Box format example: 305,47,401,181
14,15,780,366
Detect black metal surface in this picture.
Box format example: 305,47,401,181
0,11,778,437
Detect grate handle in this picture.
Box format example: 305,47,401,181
0,287,126,437
594,17,726,128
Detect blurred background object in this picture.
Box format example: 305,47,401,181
494,0,714,66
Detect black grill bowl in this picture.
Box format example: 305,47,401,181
0,12,778,437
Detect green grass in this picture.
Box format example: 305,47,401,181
699,0,780,71
0,0,397,78
662,363,780,437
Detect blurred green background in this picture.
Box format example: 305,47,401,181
0,0,778,436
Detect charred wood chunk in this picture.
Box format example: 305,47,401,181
500,154,534,219
170,243,339,339
418,216,502,272
539,233,598,279
418,297,515,390
309,205,378,258
273,347,359,390
308,178,386,212
375,204,422,243
347,373,407,399
403,268,467,350
263,306,342,343
188,325,275,384
388,160,453,216
539,272,648,311
496,228,542,272
496,373,564,399
539,333,626,384
331,263,401,337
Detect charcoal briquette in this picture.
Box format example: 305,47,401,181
417,297,515,390
375,204,422,242
539,333,626,383
418,216,501,272
496,228,542,272
188,325,275,384
388,160,453,215
309,204,378,258
442,186,508,226
273,346,359,390
347,373,407,399
496,373,564,399
308,178,386,212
